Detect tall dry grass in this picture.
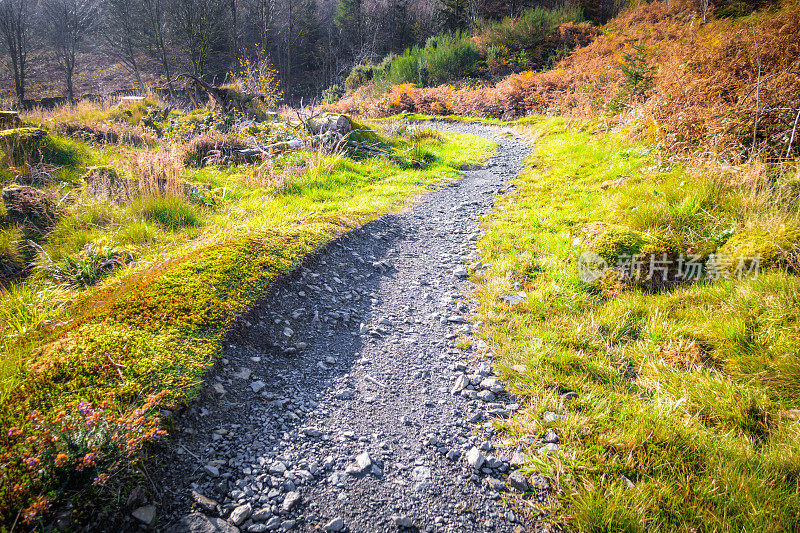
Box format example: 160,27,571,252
121,149,185,197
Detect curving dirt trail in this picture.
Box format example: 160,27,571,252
153,124,537,533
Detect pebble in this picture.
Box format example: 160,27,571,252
466,447,486,470
506,471,530,492
230,503,253,525
543,411,565,422
252,507,272,521
323,516,345,531
543,429,559,443
538,443,560,457
451,374,468,394
346,451,373,475
131,505,156,526
282,491,301,512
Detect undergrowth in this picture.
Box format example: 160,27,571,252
331,0,800,162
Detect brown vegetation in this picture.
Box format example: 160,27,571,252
333,0,800,161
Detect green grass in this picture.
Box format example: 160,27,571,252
474,118,800,531
0,119,495,524
133,195,202,230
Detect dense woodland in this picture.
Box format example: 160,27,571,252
0,0,630,105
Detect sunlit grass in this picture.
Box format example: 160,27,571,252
475,117,800,531
0,118,495,522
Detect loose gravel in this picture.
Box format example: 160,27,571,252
151,124,541,533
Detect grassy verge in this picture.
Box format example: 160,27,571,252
474,118,800,530
0,120,495,525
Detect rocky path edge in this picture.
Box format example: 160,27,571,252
142,124,548,533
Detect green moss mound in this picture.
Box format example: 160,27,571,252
0,128,84,168
719,225,800,271
582,223,646,263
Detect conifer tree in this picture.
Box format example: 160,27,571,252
439,0,471,31
334,0,364,52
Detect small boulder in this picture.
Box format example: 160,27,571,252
308,115,351,136
2,185,59,234
83,166,134,202
0,111,21,129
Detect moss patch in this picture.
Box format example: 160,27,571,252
719,225,800,272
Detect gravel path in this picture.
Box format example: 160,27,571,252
152,124,538,533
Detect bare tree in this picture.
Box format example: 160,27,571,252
102,0,148,91
141,0,175,94
170,0,229,78
41,0,100,105
0,0,32,106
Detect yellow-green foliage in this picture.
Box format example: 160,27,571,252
581,223,645,263
0,119,495,525
108,98,159,126
719,225,800,271
474,118,800,531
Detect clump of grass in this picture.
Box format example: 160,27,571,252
132,195,201,230
115,221,158,246
406,125,443,143
35,242,133,288
0,227,26,282
454,336,472,350
122,149,185,197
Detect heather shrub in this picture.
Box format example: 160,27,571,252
476,4,583,65
423,32,481,86
384,47,425,86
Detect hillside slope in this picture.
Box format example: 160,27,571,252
333,0,800,162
